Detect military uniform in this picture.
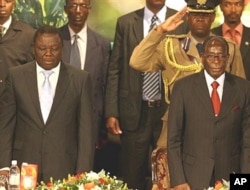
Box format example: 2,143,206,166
130,29,245,148
130,0,246,188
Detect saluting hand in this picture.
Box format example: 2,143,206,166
155,7,187,34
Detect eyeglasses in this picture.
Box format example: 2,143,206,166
67,3,91,10
204,54,228,61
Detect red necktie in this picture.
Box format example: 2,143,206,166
211,81,221,116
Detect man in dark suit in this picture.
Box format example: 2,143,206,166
105,0,188,189
212,0,250,80
0,25,95,182
0,0,35,93
59,0,110,143
167,36,250,190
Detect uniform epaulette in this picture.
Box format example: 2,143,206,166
165,34,187,39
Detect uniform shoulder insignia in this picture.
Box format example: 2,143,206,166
165,34,186,39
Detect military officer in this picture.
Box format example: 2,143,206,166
130,1,245,188
130,0,245,148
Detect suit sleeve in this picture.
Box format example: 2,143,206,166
241,83,250,173
0,71,16,167
76,73,95,172
167,81,187,187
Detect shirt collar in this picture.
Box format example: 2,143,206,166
1,16,12,31
222,23,243,35
68,24,87,42
144,5,167,24
204,69,225,88
36,62,61,75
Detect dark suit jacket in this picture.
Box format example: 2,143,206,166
0,19,35,94
59,25,110,140
212,25,250,80
0,61,95,182
167,71,250,189
105,7,189,131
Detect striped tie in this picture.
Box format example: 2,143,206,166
142,15,160,100
149,15,158,31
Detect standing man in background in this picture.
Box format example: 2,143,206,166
167,36,250,189
105,0,188,189
130,0,245,151
59,0,111,175
59,0,110,144
0,0,35,95
212,0,250,80
0,25,95,182
59,0,110,143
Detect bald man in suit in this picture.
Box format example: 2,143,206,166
0,25,95,182
167,36,250,190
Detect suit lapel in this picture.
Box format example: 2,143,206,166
219,73,237,118
24,62,44,124
132,9,144,44
193,72,215,116
240,26,250,60
84,28,98,71
194,72,237,118
60,25,71,64
47,62,70,123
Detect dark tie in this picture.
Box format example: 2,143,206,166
143,15,160,100
196,43,203,56
211,81,221,116
149,15,158,31
40,70,54,123
0,25,5,38
70,34,81,69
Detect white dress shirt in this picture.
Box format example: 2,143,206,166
204,70,225,101
36,63,60,100
68,25,87,70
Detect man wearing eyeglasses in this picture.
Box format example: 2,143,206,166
130,1,245,188
59,0,110,151
212,0,250,80
130,0,245,150
167,35,250,189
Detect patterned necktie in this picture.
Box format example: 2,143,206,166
196,43,203,56
40,70,54,123
211,81,221,116
0,25,5,38
142,15,160,100
149,15,158,31
70,34,81,69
